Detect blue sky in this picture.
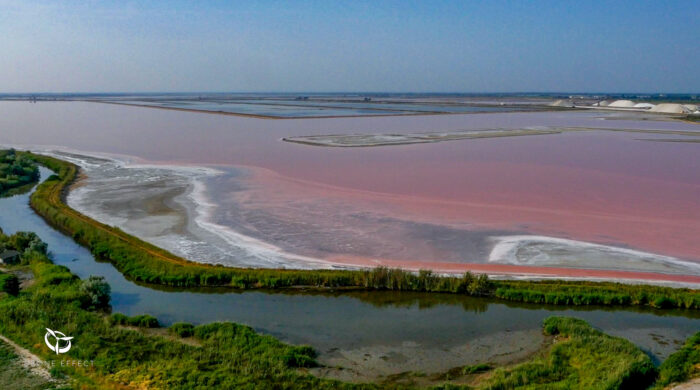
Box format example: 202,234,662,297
0,0,697,92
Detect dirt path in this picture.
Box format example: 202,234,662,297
669,377,700,389
0,334,54,382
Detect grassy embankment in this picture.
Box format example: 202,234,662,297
653,331,700,388
0,149,39,197
0,229,686,389
473,316,657,389
20,151,700,310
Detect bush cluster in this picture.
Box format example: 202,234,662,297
0,149,39,195
108,313,160,328
0,273,19,296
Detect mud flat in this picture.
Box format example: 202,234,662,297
312,328,548,382
51,151,330,269
283,128,561,147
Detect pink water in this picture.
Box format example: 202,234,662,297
1,101,698,271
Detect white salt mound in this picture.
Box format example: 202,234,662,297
650,103,691,114
633,103,655,109
608,100,636,108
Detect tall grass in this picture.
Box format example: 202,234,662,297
483,317,657,389
493,280,700,310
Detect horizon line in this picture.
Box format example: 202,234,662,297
1,91,698,96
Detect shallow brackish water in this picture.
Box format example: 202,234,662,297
0,172,698,378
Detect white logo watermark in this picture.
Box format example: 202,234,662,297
44,328,73,354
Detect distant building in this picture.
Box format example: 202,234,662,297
0,250,20,265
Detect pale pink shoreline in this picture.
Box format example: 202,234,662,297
244,163,700,262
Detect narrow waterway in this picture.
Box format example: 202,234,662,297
0,168,698,377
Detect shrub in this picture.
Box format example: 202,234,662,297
79,275,111,310
282,345,318,368
462,363,491,375
0,273,19,296
128,314,160,328
108,313,160,328
108,313,129,325
169,322,195,337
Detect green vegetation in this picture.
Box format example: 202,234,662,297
18,152,700,311
169,322,195,337
79,276,111,310
0,230,48,257
481,317,657,389
0,230,360,389
0,228,698,389
0,149,39,196
108,313,160,328
0,273,19,296
461,363,491,375
492,280,700,310
654,331,700,388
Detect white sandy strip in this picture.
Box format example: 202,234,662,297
489,235,700,274
186,175,335,269
37,148,334,269
0,334,54,381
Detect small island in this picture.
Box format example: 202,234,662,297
283,128,561,147
0,149,39,196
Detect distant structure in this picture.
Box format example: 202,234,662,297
549,99,575,108
0,250,20,265
363,97,372,102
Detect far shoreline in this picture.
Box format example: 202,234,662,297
80,98,563,120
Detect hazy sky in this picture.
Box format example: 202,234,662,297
1,1,698,93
